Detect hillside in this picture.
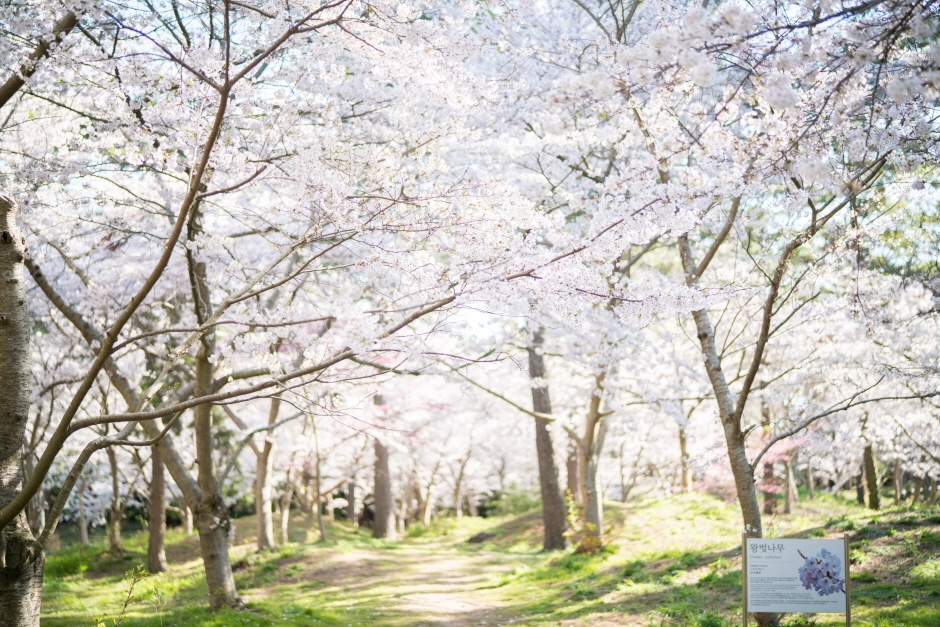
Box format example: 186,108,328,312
42,493,940,627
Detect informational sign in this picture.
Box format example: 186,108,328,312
744,537,849,615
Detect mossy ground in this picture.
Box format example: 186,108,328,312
41,493,940,627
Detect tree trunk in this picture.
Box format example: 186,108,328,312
279,461,295,545
806,457,815,500
183,506,194,535
856,470,865,506
24,454,43,539
678,426,692,492
149,447,169,574
373,439,394,539
678,234,773,626
863,445,880,510
421,484,434,526
527,329,567,551
192,348,240,609
579,375,608,539
783,460,792,515
762,461,776,515
255,397,280,552
78,486,89,547
0,194,45,626
566,445,580,504
106,446,123,553
893,461,902,506
347,477,358,528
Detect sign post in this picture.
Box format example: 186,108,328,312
742,535,851,626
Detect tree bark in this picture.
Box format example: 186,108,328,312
893,461,902,506
192,348,240,609
783,460,793,515
347,477,358,528
863,445,880,510
577,374,608,539
762,461,776,516
78,484,89,547
678,426,692,492
0,194,45,626
106,446,123,553
856,470,865,506
149,448,169,574
185,205,240,608
677,234,774,626
566,444,580,504
806,457,815,500
373,439,394,539
255,397,280,551
279,461,296,544
527,330,567,551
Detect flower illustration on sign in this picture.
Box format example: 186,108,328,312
797,548,846,596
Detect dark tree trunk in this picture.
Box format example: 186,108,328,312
149,447,169,573
527,329,567,551
192,349,240,609
856,470,865,506
863,445,880,510
893,461,902,506
347,477,358,528
0,195,45,626
373,440,393,539
762,461,776,515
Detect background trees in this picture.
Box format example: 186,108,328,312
2,1,940,625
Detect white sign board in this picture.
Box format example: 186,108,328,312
745,538,848,614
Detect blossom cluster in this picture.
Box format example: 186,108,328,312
798,549,845,597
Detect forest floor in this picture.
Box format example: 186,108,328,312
42,492,940,627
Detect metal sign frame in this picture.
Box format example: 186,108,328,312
741,533,851,627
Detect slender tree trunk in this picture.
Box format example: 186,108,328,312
678,426,692,492
893,461,902,506
0,195,45,626
527,330,567,550
806,457,815,500
579,375,607,539
373,440,394,539
183,506,194,535
347,477,358,528
678,235,774,626
279,487,293,545
255,397,280,551
912,475,923,503
279,460,296,545
863,445,880,510
149,448,169,573
185,203,240,609
106,446,123,553
762,461,776,515
192,348,240,609
856,469,865,506
783,460,793,514
24,454,43,539
78,485,89,547
421,484,434,526
566,445,580,504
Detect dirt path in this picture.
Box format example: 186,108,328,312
291,542,531,627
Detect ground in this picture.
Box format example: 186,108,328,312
41,492,940,627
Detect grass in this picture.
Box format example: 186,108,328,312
41,492,940,627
